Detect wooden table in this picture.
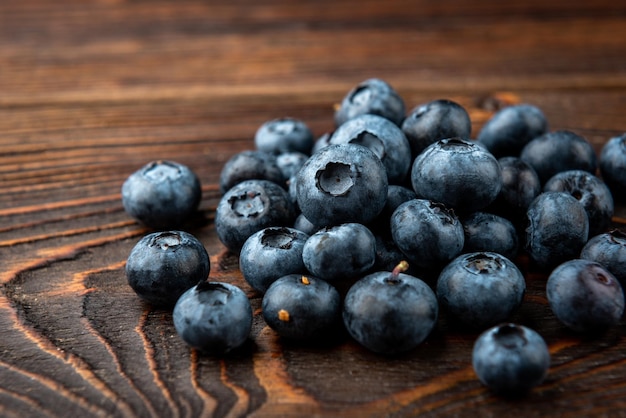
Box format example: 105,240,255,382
2,1,626,416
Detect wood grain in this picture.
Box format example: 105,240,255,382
2,1,626,416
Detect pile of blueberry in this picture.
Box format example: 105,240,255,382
121,78,626,396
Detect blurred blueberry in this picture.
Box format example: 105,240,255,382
477,104,548,158
276,152,309,180
488,156,542,230
525,192,589,270
343,263,438,354
461,212,519,260
122,160,201,230
411,138,502,214
520,130,597,184
215,179,295,254
173,282,252,354
219,150,285,194
239,227,309,294
581,229,626,288
126,231,210,308
330,114,412,183
599,133,626,201
254,117,314,155
547,259,624,333
544,170,614,237
296,144,388,228
391,199,464,272
302,223,376,282
293,213,319,236
334,78,406,127
472,323,550,395
311,132,333,155
262,274,341,340
436,252,525,329
401,99,472,158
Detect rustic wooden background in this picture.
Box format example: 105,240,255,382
2,0,626,416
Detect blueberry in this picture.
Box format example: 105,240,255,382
390,199,464,271
411,138,502,214
369,185,417,235
334,78,406,127
543,170,614,237
520,130,597,184
293,213,319,236
219,150,285,194
461,212,519,261
254,117,314,155
401,99,472,158
477,104,548,158
488,156,542,229
126,231,210,308
302,223,376,282
525,192,589,270
436,252,526,329
173,282,252,354
599,133,626,201
296,144,388,227
311,132,333,155
546,259,624,333
215,179,295,254
581,229,626,286
342,262,439,354
262,274,341,340
276,152,309,180
472,323,550,395
239,227,309,293
121,160,202,230
330,114,412,184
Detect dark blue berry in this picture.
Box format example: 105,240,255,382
488,156,541,229
599,133,626,201
330,114,412,184
472,323,550,395
126,231,209,308
520,130,597,184
276,152,309,180
543,170,614,237
342,262,438,354
219,150,285,194
391,199,464,271
411,138,502,214
262,274,341,340
525,192,589,270
477,104,548,158
254,117,314,155
215,179,295,254
334,78,405,127
581,229,626,286
239,227,309,293
546,259,624,333
302,223,376,282
461,212,519,261
401,99,472,158
296,144,388,228
121,160,201,230
436,252,525,329
173,282,252,354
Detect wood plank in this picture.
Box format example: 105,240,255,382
2,1,626,416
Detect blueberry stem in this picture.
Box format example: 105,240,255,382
386,261,409,284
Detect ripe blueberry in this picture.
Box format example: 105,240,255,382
122,160,202,230
173,282,252,354
126,231,209,308
472,323,550,395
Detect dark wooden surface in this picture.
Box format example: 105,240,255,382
2,1,626,417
